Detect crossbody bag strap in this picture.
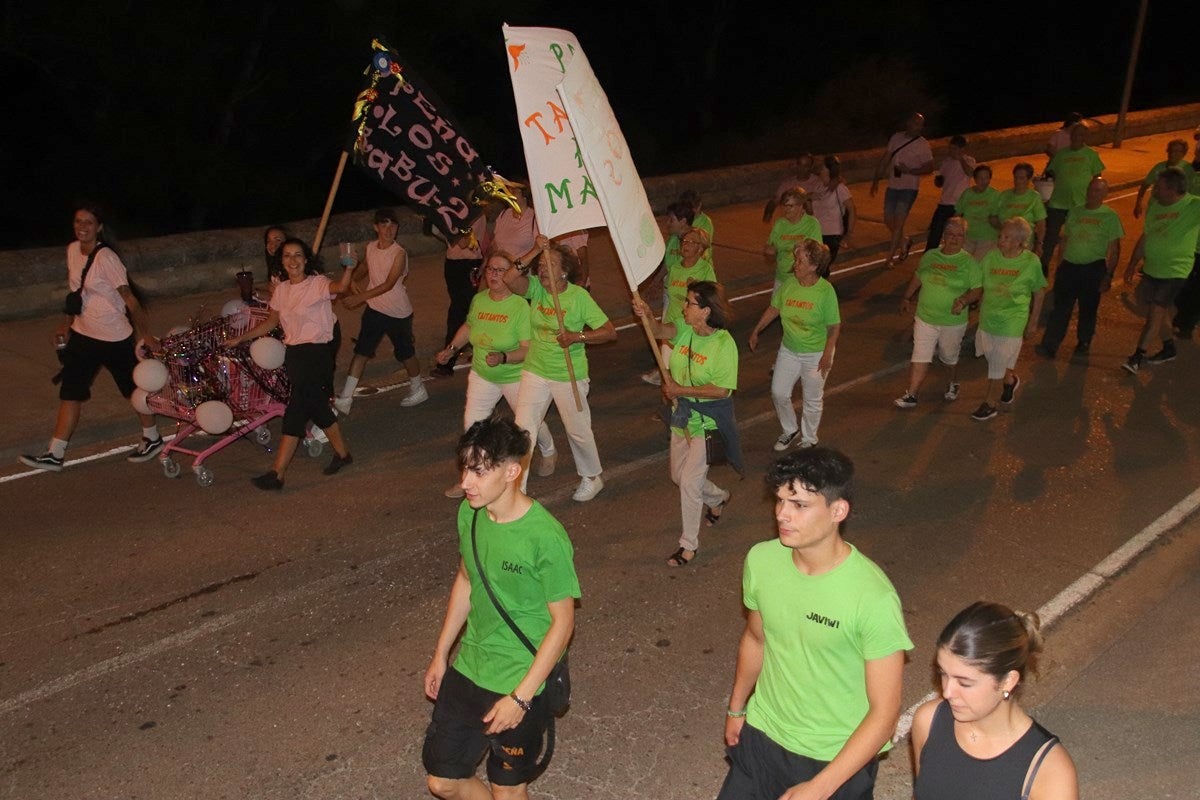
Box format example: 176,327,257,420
470,507,538,657
1019,736,1060,800
888,135,920,164
77,243,106,292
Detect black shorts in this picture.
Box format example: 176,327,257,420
1137,275,1187,308
422,667,549,787
354,306,415,361
717,723,877,800
59,332,138,403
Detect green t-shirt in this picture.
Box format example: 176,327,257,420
768,215,823,281
978,249,1048,337
771,277,840,354
954,186,1000,242
663,233,683,275
467,291,532,385
1047,146,1105,210
915,248,982,327
668,327,738,437
694,212,715,240
523,280,610,382
454,501,581,695
1061,205,1124,265
1142,160,1195,190
994,188,1047,243
1143,194,1200,279
743,540,913,761
664,259,719,326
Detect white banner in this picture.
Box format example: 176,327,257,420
502,25,606,239
556,47,664,288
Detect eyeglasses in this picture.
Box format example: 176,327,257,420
685,299,703,308
485,267,508,275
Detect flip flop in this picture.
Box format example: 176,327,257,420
666,547,696,567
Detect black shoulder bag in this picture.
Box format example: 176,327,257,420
63,243,107,316
469,509,572,771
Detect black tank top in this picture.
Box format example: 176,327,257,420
915,700,1058,800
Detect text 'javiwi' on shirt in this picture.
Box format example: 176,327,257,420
1143,194,1200,278
915,248,982,327
768,216,823,281
523,280,609,382
1061,205,1124,265
770,276,840,354
978,249,1047,338
467,291,533,385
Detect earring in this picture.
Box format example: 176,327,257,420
1002,690,1011,700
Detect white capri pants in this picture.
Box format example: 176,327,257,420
464,370,555,455
670,431,729,553
514,370,602,490
912,317,968,366
975,330,1023,379
771,346,828,447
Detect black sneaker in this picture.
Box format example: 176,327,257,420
20,452,64,472
1122,353,1143,374
971,403,998,421
1146,342,1177,364
323,453,353,475
251,471,284,490
893,393,918,409
429,363,455,379
127,437,165,463
1000,375,1020,404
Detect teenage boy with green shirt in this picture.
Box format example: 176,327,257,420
423,418,580,800
1122,168,1200,371
719,448,911,800
1042,124,1105,272
1038,176,1124,359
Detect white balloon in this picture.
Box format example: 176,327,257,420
250,337,286,370
195,400,234,435
130,388,152,415
133,359,169,393
222,299,249,318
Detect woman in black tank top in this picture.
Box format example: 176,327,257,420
911,601,1078,800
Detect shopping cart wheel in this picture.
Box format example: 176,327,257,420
161,458,181,479
304,438,324,458
195,466,215,488
253,426,271,446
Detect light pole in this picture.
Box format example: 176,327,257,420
1113,0,1149,148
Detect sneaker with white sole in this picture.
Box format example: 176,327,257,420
798,439,818,449
944,382,960,401
536,450,557,477
640,370,662,386
20,452,64,472
333,396,353,416
400,381,429,407
773,431,799,451
1146,341,1177,364
127,437,165,463
893,393,918,409
971,403,998,421
999,375,1020,405
572,475,604,502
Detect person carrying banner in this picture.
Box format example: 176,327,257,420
422,417,580,800
332,208,427,412
506,242,616,502
437,251,558,498
633,280,740,567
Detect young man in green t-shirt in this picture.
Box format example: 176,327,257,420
719,448,912,800
423,418,580,799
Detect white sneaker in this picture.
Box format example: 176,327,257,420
944,382,960,401
444,483,464,498
401,380,429,407
640,370,662,386
773,431,799,451
311,426,329,444
572,475,604,502
333,395,353,416
536,450,557,477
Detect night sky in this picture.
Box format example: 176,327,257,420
2,0,1189,249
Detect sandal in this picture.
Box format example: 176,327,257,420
703,495,731,526
666,547,696,567
899,236,912,261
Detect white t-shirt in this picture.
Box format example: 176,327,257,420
938,154,977,204
885,132,934,191
68,242,133,342
364,241,413,319
269,274,336,345
492,201,540,260
810,183,852,236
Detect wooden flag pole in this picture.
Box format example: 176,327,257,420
543,246,583,412
312,151,349,253
632,289,670,378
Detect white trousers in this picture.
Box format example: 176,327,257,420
771,347,827,446
464,370,555,454
670,432,728,552
514,371,601,490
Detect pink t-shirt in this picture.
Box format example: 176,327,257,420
555,230,589,252
68,242,133,342
492,202,540,260
364,241,412,319
938,154,977,204
885,132,934,191
810,183,852,236
269,274,336,345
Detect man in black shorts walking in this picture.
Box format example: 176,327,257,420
423,418,579,799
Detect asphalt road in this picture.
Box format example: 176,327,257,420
3,133,1199,799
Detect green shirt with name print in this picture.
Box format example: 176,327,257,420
771,276,840,354
768,215,823,281
994,189,1047,245
664,259,719,327
466,291,533,385
454,501,581,695
743,540,913,762
915,248,982,327
1047,146,1105,210
955,186,1000,242
1143,194,1200,279
1142,160,1196,192
523,280,609,382
668,326,738,437
1061,205,1124,265
978,249,1047,337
